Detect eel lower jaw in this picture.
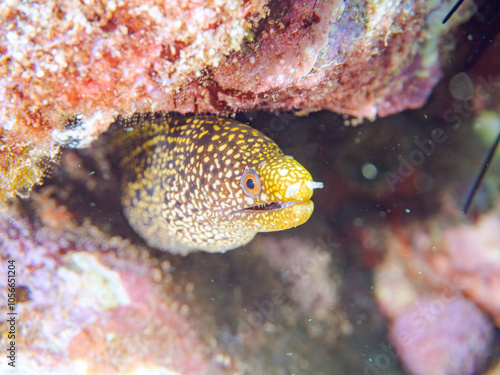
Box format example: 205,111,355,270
227,200,314,231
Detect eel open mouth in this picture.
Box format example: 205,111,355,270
243,201,299,211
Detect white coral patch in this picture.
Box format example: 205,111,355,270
58,252,131,310
51,111,111,149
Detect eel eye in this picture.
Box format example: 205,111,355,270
241,169,261,197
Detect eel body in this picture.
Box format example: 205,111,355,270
113,114,323,254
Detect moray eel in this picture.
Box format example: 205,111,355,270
113,114,323,254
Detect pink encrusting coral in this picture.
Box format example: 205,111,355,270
0,0,470,200
433,207,500,326
373,201,500,375
212,0,446,118
390,297,493,375
0,198,234,374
